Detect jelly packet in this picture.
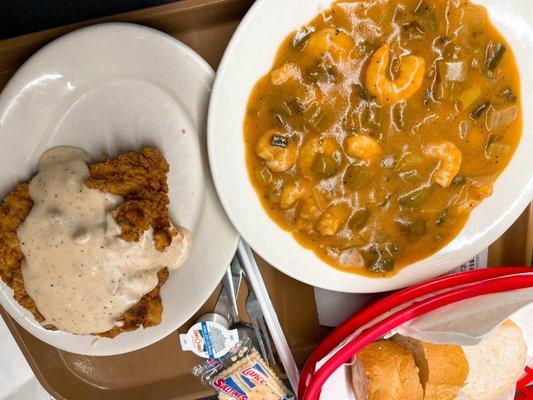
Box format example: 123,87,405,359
192,338,296,400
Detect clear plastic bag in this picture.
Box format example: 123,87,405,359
192,338,295,400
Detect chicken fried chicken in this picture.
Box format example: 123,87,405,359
0,147,175,338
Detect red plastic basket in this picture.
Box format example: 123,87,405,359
516,367,533,398
299,267,533,400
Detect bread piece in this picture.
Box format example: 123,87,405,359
352,340,424,400
460,320,527,400
393,335,468,400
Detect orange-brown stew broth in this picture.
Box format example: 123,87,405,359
244,0,522,276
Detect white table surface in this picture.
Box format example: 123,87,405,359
0,318,50,400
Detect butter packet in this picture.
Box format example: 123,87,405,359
192,338,295,400
180,321,240,359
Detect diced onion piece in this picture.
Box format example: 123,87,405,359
438,60,467,82
457,198,480,214
486,142,510,160
486,105,518,131
335,247,365,268
456,183,493,214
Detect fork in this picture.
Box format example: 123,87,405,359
246,283,276,366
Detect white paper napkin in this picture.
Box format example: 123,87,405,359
392,288,533,345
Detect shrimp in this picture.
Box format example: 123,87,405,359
424,141,462,188
280,181,305,209
317,202,351,236
345,134,382,164
298,136,342,178
305,28,353,62
271,63,301,85
365,44,426,104
255,131,297,172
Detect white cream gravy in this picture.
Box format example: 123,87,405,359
18,146,190,334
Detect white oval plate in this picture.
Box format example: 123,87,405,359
0,23,238,355
209,0,533,293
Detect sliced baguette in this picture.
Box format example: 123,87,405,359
460,320,527,400
392,335,468,400
351,340,424,400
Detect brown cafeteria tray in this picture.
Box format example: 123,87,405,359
0,1,531,399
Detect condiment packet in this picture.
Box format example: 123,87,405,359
180,321,239,359
192,338,296,400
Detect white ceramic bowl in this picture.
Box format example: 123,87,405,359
0,23,238,355
208,0,533,293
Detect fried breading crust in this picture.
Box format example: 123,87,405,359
0,148,174,338
86,147,174,251
0,184,49,325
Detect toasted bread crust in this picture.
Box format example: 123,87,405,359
393,335,468,400
352,340,424,400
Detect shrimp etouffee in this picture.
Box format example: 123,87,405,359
244,0,522,276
